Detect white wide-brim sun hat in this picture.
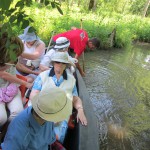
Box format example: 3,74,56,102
31,87,72,123
51,52,76,67
54,37,70,50
19,26,40,42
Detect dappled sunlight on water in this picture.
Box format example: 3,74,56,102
82,44,150,150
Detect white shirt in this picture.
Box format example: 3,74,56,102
40,49,56,68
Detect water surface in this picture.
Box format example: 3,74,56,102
82,43,150,150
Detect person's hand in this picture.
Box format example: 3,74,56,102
33,71,40,75
77,108,87,126
69,57,78,63
26,82,33,89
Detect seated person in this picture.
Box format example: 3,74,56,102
0,29,32,129
30,52,87,144
16,26,45,83
39,37,77,73
1,87,72,150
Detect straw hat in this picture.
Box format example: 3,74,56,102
31,87,72,122
19,26,40,42
54,37,70,50
51,52,76,67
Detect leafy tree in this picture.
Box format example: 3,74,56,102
0,0,62,60
0,0,63,34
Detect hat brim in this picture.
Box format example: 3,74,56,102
19,34,40,42
31,92,72,122
51,58,76,67
54,43,70,49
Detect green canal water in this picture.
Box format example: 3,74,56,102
82,43,150,150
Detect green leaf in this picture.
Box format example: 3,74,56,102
0,0,11,10
17,14,23,24
15,1,24,8
28,26,36,33
10,44,19,50
53,1,60,6
45,0,50,6
25,0,32,7
5,39,10,49
8,8,16,13
51,2,56,8
9,50,17,61
22,20,29,28
0,15,5,22
56,5,63,15
9,16,17,23
29,18,34,23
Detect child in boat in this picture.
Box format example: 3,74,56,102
0,29,32,128
16,26,45,83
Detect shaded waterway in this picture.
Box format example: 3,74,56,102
82,43,150,150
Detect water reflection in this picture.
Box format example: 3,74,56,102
82,44,150,150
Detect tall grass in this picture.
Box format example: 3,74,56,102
16,2,150,48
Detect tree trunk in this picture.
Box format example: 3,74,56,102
92,0,97,11
142,0,150,17
78,0,81,6
88,0,94,10
70,0,74,6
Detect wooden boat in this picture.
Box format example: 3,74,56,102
0,70,99,150
64,70,99,150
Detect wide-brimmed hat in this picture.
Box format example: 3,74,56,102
31,87,72,122
54,37,70,50
51,52,76,67
19,26,40,42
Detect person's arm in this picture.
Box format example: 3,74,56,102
39,51,53,72
1,115,26,150
29,89,40,99
2,135,22,150
39,64,50,72
75,54,85,77
73,96,87,126
16,62,40,75
29,75,43,99
21,42,45,60
0,71,32,89
72,84,87,126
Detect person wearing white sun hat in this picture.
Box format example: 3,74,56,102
16,26,45,83
52,28,100,77
29,52,87,144
39,37,78,73
1,87,72,150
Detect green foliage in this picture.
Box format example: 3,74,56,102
0,0,12,10
130,0,150,16
0,0,33,36
21,3,150,49
0,0,64,61
135,20,150,42
1,0,150,52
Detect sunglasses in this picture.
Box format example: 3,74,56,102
55,61,67,65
